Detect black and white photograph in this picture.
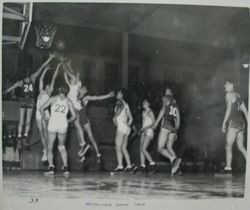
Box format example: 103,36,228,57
1,0,250,210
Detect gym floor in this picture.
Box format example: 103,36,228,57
3,171,245,199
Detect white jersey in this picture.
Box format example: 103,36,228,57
36,91,50,120
37,91,50,110
115,100,131,135
67,81,81,110
50,96,69,120
116,100,130,124
142,108,153,129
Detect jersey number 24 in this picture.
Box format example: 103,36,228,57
24,84,33,92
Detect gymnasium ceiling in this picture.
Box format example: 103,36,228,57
33,3,250,49
4,3,250,68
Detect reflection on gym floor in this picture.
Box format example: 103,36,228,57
3,171,244,200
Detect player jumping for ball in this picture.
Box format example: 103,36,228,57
3,52,57,148
78,86,114,163
62,60,90,161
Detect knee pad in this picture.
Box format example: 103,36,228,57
58,145,66,152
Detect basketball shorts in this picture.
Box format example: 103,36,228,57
160,127,177,140
36,110,50,120
117,122,131,136
142,128,154,138
71,100,82,111
48,118,68,134
229,120,245,132
161,120,176,133
20,98,35,109
79,110,90,126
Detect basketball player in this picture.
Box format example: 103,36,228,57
112,89,134,172
153,92,181,175
63,60,89,160
36,63,61,162
3,53,57,147
40,85,76,176
139,98,156,173
221,80,248,174
78,86,115,163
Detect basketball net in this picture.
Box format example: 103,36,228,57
35,22,57,49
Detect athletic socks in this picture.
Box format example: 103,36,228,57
41,149,48,162
224,167,232,171
96,154,102,164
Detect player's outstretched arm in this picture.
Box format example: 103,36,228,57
154,101,166,129
49,63,62,94
31,52,57,83
85,91,115,102
39,65,51,92
3,80,23,95
64,72,70,86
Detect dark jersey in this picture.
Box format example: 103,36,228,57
161,101,179,131
22,78,34,99
228,96,245,129
79,96,90,125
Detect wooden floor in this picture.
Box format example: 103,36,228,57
2,171,246,210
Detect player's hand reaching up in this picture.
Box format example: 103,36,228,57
109,91,115,98
49,51,57,59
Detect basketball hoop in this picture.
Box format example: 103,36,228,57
35,22,57,49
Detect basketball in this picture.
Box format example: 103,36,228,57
55,40,66,51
